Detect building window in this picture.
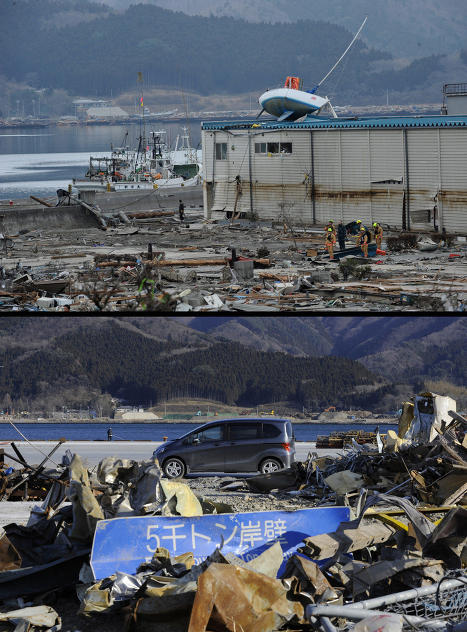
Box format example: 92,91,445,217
255,142,267,154
267,142,280,154
280,142,292,154
215,143,227,160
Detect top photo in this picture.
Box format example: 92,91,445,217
0,1,466,312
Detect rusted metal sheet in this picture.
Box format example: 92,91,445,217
0,533,21,571
187,562,303,632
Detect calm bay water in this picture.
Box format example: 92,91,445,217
0,122,202,200
0,422,397,442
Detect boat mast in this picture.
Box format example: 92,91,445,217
136,72,147,168
310,17,367,94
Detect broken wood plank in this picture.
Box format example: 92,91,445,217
30,195,53,208
97,258,228,268
443,481,467,506
300,521,396,560
126,210,175,219
51,253,87,260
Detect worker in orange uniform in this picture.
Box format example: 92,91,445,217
355,220,363,246
373,222,383,250
325,227,336,260
360,227,369,258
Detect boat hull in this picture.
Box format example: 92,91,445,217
72,174,200,194
259,88,328,120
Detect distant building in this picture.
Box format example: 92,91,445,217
201,115,467,234
442,84,467,116
86,106,128,120
73,98,112,120
72,99,128,120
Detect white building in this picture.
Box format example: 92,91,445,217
442,83,467,116
86,106,128,119
201,115,467,234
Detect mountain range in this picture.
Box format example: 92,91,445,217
2,1,467,109
101,0,467,59
0,316,463,413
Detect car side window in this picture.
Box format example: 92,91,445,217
229,424,259,440
192,425,222,443
262,424,281,438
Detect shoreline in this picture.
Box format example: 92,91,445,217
0,418,396,425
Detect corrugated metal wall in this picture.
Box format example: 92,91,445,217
249,130,312,222
341,130,371,224
202,125,467,232
313,130,340,224
369,130,404,227
439,129,467,233
406,129,440,229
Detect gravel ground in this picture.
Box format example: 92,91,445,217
188,475,319,513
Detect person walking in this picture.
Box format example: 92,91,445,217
178,200,185,222
107,427,112,441
337,220,347,251
325,227,336,260
360,227,369,258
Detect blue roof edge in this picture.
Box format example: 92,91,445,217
201,115,467,131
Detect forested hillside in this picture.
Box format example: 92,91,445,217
0,320,379,411
1,1,455,105
114,0,467,59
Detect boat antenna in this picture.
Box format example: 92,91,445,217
137,71,145,155
310,17,367,94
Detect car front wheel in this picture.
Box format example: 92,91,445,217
259,458,282,474
163,457,186,479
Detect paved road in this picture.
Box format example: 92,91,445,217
3,441,342,469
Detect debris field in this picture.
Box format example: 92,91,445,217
0,203,466,311
0,403,465,632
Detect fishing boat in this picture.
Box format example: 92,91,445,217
169,127,203,180
72,128,202,194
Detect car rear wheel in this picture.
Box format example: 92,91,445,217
259,458,282,474
163,457,186,479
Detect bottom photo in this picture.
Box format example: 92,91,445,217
0,315,465,632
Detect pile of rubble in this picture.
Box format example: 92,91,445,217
0,206,465,311
0,408,465,631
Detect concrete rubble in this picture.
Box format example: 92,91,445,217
0,200,465,311
0,398,465,630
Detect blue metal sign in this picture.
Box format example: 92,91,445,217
91,507,349,580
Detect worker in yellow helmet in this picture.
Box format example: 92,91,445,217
360,226,369,258
325,227,336,260
325,220,336,237
373,222,383,250
355,220,363,246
